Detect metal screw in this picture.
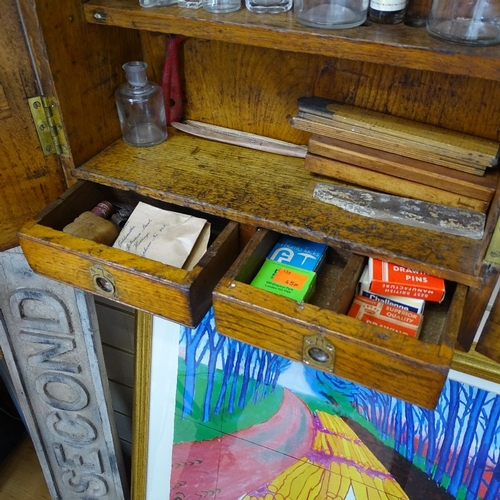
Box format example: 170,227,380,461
33,101,40,109
93,10,107,21
490,251,500,258
39,123,47,131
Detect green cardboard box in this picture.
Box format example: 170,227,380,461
251,260,316,302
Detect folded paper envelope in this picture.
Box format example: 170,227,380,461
113,202,210,271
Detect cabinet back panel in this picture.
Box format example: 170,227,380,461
145,38,500,145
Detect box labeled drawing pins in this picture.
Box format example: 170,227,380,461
348,295,422,337
368,258,445,303
267,235,327,273
358,267,425,314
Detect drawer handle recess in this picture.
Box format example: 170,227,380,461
89,265,117,298
303,334,335,373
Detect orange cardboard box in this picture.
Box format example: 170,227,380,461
368,258,445,303
348,295,422,337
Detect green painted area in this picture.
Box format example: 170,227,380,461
174,358,284,444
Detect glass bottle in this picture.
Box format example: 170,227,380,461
294,0,368,29
246,0,292,14
115,61,167,147
427,0,500,46
63,201,120,246
369,0,408,24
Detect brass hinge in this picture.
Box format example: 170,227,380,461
485,216,500,265
28,96,69,156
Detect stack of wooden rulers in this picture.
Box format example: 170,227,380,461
290,96,500,214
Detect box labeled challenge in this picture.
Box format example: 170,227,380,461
368,258,445,303
348,294,423,337
358,267,425,314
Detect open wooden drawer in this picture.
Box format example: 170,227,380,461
213,228,468,409
18,181,240,327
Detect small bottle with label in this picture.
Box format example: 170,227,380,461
369,0,408,24
115,61,167,147
63,201,120,246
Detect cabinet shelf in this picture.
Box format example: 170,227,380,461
84,0,500,81
73,128,484,287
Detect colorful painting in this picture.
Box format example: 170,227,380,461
169,309,500,500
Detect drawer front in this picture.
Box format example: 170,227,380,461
213,228,467,409
18,181,240,327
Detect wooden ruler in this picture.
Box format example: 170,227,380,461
308,135,499,202
294,96,500,174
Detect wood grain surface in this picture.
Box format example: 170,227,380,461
304,153,490,213
83,0,500,81
0,1,67,251
0,436,51,500
72,128,486,286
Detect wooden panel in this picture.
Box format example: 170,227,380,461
477,287,500,363
456,264,500,352
34,0,142,168
0,437,51,500
72,129,485,285
0,0,67,251
304,152,490,213
178,39,500,145
0,83,11,120
83,0,500,81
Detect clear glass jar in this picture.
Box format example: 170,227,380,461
427,0,500,46
294,0,369,29
246,0,292,13
202,0,241,12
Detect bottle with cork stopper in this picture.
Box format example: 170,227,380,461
63,201,120,246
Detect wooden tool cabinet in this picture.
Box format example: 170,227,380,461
15,0,500,409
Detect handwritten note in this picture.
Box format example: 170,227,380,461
113,202,210,270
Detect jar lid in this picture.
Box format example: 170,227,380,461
91,201,114,219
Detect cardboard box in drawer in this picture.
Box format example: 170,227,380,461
348,295,423,338
368,258,445,302
267,235,327,273
251,260,317,302
358,267,425,314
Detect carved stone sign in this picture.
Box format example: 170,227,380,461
0,247,128,499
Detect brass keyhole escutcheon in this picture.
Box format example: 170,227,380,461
89,265,117,298
303,334,335,373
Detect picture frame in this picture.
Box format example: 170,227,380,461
132,312,181,499
131,308,500,500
